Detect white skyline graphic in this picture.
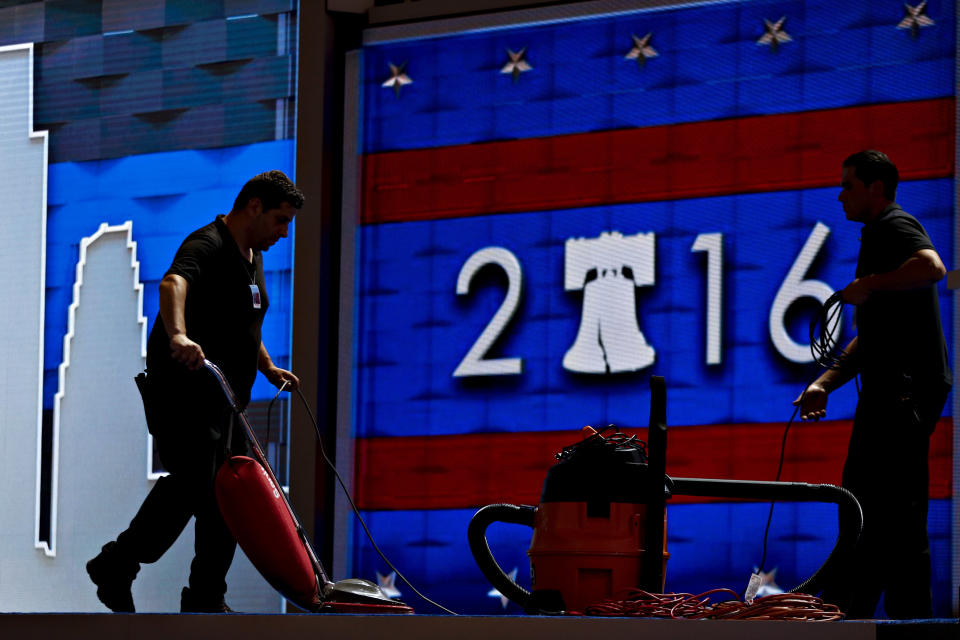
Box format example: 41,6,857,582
0,43,280,613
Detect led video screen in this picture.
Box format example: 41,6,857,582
346,0,956,615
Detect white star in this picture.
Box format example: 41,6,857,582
382,62,412,96
500,48,533,82
898,2,935,38
757,17,793,51
487,567,518,609
625,33,658,67
376,570,402,599
753,567,784,598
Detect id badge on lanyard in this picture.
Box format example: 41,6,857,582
250,284,262,309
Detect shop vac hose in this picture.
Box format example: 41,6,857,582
787,484,862,595
467,503,537,609
669,478,863,595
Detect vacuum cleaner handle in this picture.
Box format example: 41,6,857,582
641,375,667,592
467,504,536,609
202,359,334,591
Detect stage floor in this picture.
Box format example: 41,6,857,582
0,613,957,640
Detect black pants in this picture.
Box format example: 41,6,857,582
825,379,949,619
117,373,248,599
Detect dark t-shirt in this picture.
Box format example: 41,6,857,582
146,216,269,407
855,204,951,389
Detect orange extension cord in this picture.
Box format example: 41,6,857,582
577,589,844,621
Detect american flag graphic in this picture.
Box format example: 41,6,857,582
347,0,955,615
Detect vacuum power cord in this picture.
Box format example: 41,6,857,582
291,387,458,616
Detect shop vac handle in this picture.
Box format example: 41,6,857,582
467,504,537,609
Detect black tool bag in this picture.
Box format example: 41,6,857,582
134,371,163,436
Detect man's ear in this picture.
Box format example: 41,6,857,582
868,180,886,199
246,197,263,215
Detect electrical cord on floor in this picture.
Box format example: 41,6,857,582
756,292,849,577
282,386,458,616
755,401,800,576
581,589,843,620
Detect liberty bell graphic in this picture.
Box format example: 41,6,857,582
563,231,656,374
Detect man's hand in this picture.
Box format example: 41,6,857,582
793,382,828,421
169,333,205,370
840,277,872,305
264,366,300,391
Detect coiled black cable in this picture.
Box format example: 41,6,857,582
808,291,845,369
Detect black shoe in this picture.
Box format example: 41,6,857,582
86,542,138,613
180,587,235,613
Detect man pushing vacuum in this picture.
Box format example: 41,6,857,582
85,170,407,614
86,170,304,613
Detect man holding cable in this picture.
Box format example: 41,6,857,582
794,150,951,619
86,170,303,613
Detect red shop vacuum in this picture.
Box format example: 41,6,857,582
468,376,863,614
204,359,412,614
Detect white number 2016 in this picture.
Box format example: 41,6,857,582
452,224,834,376
453,247,523,377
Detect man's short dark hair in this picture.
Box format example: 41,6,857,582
842,150,898,201
233,170,305,212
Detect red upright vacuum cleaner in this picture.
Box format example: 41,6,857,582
203,359,413,614
468,376,863,614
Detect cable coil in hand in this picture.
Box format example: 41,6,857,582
809,291,845,370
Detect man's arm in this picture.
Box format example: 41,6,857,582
841,249,946,304
793,336,859,421
258,342,300,390
159,273,205,370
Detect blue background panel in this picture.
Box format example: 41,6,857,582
45,139,297,408
352,0,957,619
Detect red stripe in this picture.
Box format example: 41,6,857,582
361,98,955,224
354,417,953,510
